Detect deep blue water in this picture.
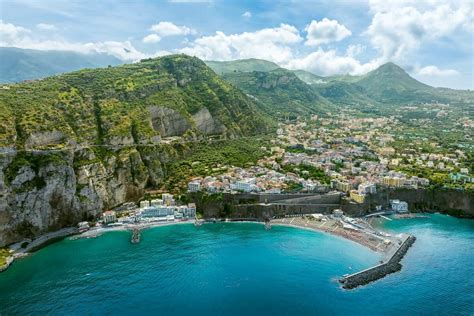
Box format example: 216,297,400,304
0,214,473,315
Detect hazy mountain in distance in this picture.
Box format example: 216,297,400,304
0,47,123,83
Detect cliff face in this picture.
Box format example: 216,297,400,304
0,144,183,247
0,54,275,247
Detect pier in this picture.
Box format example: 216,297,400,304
130,228,141,244
339,234,416,289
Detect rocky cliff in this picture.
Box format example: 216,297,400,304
0,54,275,246
0,143,187,246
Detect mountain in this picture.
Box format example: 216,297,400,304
312,62,474,106
0,54,274,149
0,47,123,83
0,54,277,246
205,58,280,75
221,68,334,118
292,70,326,85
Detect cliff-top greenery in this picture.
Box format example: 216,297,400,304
0,54,275,149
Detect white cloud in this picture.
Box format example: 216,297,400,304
36,23,57,31
178,24,302,63
149,21,196,37
143,34,161,43
0,20,30,43
242,11,252,18
285,47,378,76
417,65,459,76
305,18,351,46
0,20,147,61
367,0,473,62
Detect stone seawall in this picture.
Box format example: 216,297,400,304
339,235,416,290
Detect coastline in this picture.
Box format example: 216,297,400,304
270,217,393,253
0,215,408,273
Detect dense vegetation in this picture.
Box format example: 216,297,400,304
163,137,269,192
205,58,280,75
281,163,331,184
0,54,275,148
222,68,334,118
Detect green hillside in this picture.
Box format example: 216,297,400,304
205,58,280,75
222,68,334,118
0,47,123,83
0,54,274,149
292,70,326,85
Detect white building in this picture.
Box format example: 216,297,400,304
140,200,150,208
358,183,376,195
333,209,344,218
103,211,117,224
390,200,409,213
188,181,201,192
151,199,164,206
162,193,175,206
231,178,256,192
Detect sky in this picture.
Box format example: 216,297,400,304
1,0,473,89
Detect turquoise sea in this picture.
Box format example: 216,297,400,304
0,214,473,315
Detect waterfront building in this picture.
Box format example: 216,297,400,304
333,209,344,218
141,206,175,218
140,200,150,208
151,199,164,206
103,211,117,224
390,200,409,213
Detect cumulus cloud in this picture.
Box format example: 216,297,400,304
143,34,161,43
242,11,252,18
149,21,196,37
285,47,378,76
417,65,459,76
36,23,57,31
367,0,473,62
305,18,351,46
0,20,30,42
178,24,302,63
0,20,146,61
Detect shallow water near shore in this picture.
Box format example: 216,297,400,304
0,214,473,315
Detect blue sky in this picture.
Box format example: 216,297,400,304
1,0,472,89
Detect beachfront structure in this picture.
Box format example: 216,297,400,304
139,203,196,220
103,211,117,224
141,206,174,218
151,199,164,206
140,200,150,208
188,181,201,192
390,200,409,213
333,209,344,218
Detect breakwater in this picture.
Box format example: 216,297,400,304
339,234,416,289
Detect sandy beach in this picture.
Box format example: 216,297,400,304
271,217,393,253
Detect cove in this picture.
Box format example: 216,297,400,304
0,216,473,315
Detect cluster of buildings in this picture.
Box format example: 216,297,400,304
101,193,196,225
187,165,326,194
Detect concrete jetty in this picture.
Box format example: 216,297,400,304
339,234,416,289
